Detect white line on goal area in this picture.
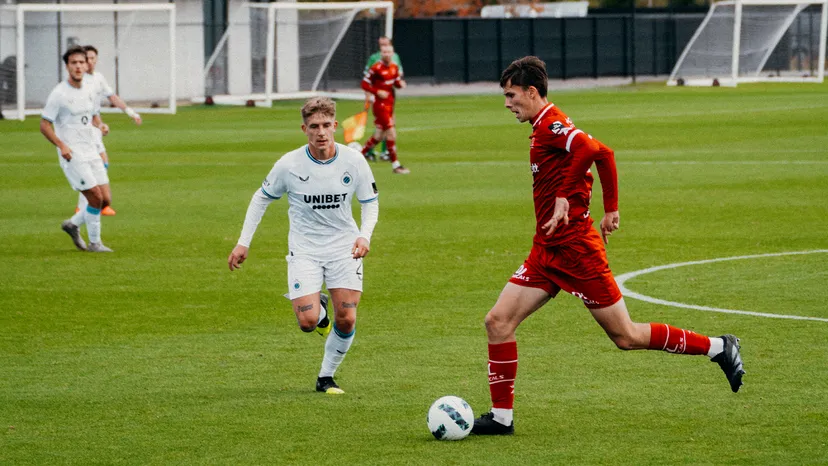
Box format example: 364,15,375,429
615,250,828,322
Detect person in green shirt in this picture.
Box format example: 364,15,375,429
363,36,403,161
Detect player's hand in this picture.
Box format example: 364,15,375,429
377,90,390,100
352,237,370,259
59,145,72,161
100,123,110,136
600,211,620,244
398,79,407,89
132,114,142,126
228,244,249,271
542,197,570,236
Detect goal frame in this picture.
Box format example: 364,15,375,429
667,0,828,86
201,1,394,106
0,3,176,121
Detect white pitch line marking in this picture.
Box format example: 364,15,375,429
615,250,828,322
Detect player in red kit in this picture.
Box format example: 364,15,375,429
361,44,410,174
471,56,746,436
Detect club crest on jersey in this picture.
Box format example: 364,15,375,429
341,171,353,186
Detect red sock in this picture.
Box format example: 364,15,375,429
361,137,379,155
648,323,711,355
488,341,517,409
386,139,398,163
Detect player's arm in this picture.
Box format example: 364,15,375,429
361,68,377,95
39,119,72,161
107,94,142,125
557,133,620,243
228,189,276,271
354,199,378,258
92,114,109,137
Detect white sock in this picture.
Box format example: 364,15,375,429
318,324,354,378
491,408,513,426
707,337,724,358
71,194,88,226
85,206,102,244
391,160,401,169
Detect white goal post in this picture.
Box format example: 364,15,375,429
0,3,176,121
202,1,393,105
668,0,827,86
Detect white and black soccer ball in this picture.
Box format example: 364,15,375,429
347,141,363,152
427,396,474,440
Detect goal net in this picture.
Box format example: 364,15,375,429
668,0,827,86
203,1,393,105
0,3,176,121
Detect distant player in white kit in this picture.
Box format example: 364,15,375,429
40,45,113,252
72,44,143,217
227,97,379,394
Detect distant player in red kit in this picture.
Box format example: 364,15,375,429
361,44,409,174
472,56,745,436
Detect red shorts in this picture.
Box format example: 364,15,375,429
372,100,395,130
508,227,622,309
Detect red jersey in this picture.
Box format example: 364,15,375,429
361,61,402,105
529,103,618,247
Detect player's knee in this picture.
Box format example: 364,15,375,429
298,323,316,333
334,315,356,334
484,311,510,338
610,335,636,351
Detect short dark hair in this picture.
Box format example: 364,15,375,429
83,45,98,55
62,46,87,65
500,56,548,98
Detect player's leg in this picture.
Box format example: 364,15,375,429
473,247,556,436
98,150,116,216
361,127,384,162
85,160,113,252
568,229,744,392
315,257,364,394
385,126,408,174
588,300,744,392
286,256,326,333
59,157,95,251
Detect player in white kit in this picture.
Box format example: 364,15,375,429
72,45,143,217
40,46,113,252
228,97,379,395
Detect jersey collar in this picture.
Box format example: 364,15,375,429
305,144,339,165
531,103,555,128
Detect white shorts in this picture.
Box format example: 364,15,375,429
93,127,106,154
59,155,109,191
286,254,364,299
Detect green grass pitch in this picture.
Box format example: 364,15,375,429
1,82,827,464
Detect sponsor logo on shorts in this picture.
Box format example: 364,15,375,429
512,265,530,282
293,280,301,291
570,290,598,305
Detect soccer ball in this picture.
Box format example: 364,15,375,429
347,141,362,152
427,396,474,440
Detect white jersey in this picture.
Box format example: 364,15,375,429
86,71,115,110
261,143,378,260
41,77,100,161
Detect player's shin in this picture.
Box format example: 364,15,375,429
84,205,102,244
386,140,398,163
648,323,712,356
487,341,517,425
319,324,355,378
361,137,379,155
